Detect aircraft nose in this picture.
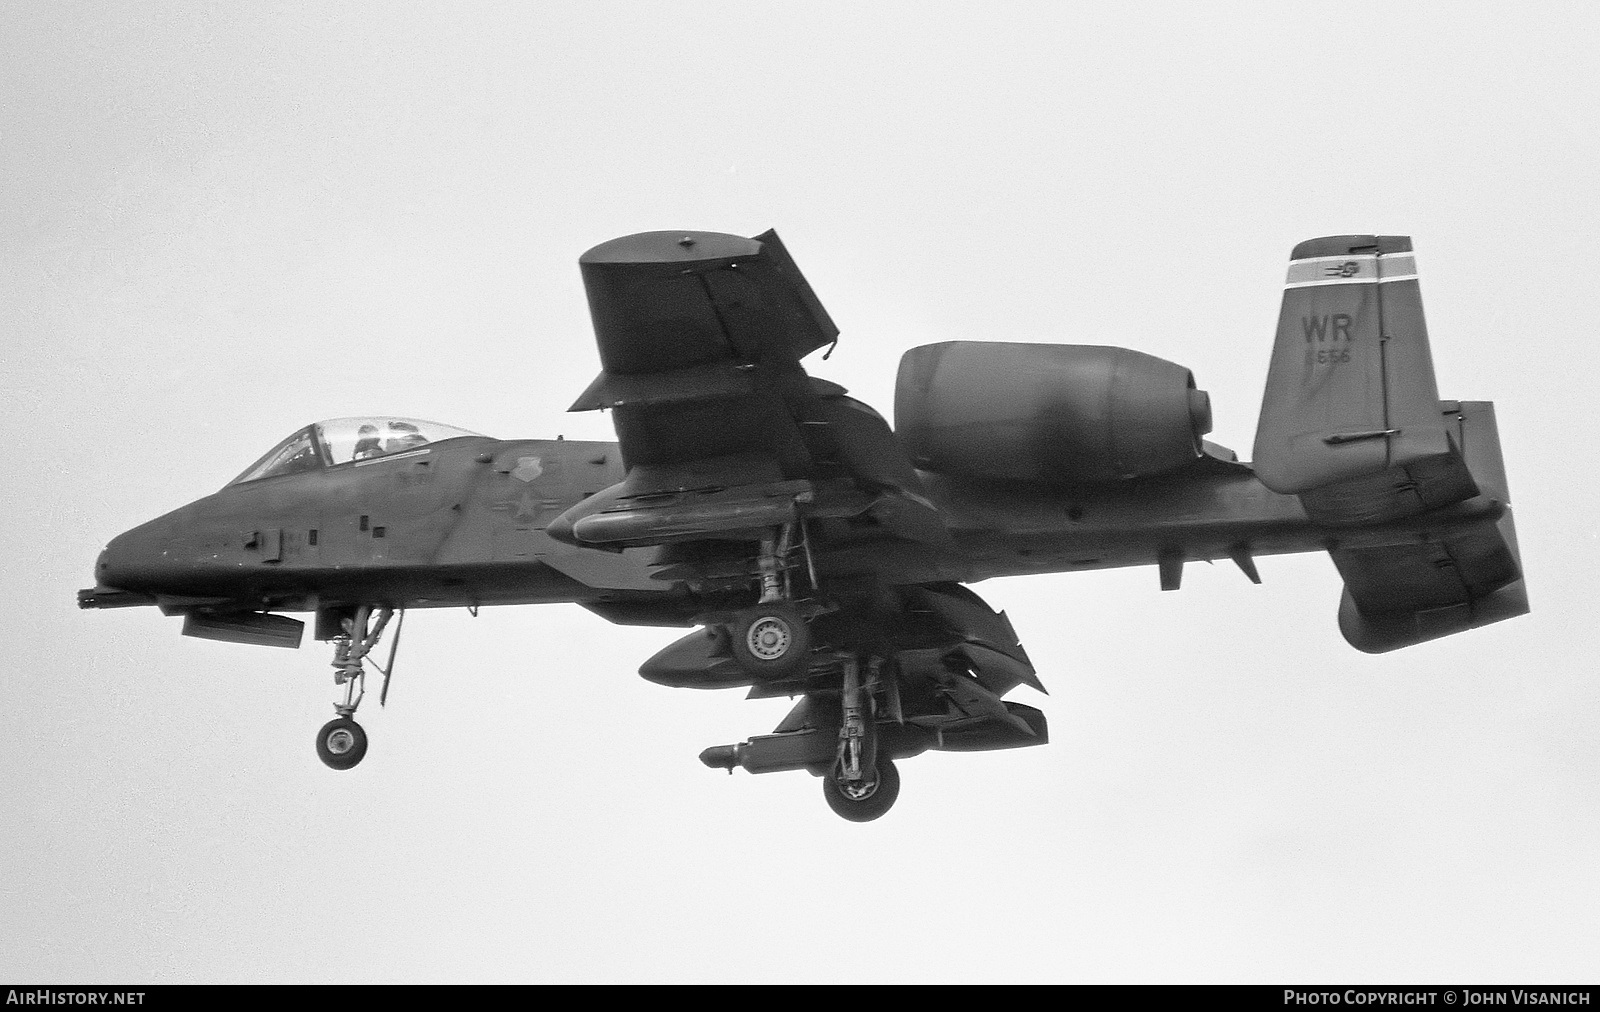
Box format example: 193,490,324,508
79,526,166,609
94,532,134,590
94,522,166,591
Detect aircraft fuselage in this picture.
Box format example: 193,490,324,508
85,433,1501,621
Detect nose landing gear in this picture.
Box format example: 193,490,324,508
315,604,403,770
316,717,368,770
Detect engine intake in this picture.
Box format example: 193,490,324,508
895,342,1212,484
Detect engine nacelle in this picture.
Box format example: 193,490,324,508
894,342,1213,484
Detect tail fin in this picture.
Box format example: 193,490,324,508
1253,236,1476,523
1254,236,1529,650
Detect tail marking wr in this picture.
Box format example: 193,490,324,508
1302,314,1354,343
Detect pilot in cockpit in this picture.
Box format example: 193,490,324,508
383,420,429,453
352,424,385,461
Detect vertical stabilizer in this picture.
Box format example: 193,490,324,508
1253,236,1475,522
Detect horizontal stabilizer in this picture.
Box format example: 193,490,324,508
1328,401,1527,652
1335,516,1526,653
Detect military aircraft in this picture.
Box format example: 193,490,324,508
79,229,1527,820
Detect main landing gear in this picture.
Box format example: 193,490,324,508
727,601,810,678
699,653,908,822
823,655,898,821
723,526,812,679
702,527,911,820
696,524,914,820
315,604,403,771
823,755,900,822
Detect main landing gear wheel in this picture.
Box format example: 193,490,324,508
728,602,811,678
823,756,900,822
316,717,368,771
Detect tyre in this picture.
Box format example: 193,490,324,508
727,602,812,678
316,717,368,770
823,757,900,822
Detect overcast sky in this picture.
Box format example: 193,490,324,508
4,2,1598,983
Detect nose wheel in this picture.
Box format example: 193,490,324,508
316,717,368,770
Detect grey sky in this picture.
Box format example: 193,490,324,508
3,2,1597,982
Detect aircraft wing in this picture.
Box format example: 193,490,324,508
558,230,951,554
575,230,836,392
569,229,834,475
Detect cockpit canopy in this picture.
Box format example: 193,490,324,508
229,417,487,486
